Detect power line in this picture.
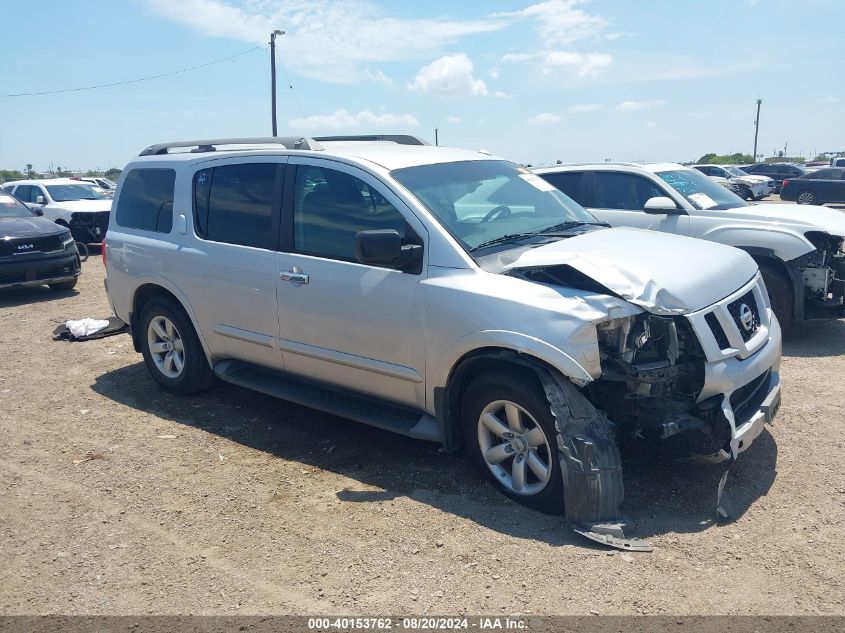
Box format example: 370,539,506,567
275,50,313,135
0,46,263,98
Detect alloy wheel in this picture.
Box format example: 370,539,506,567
477,400,553,496
147,316,185,379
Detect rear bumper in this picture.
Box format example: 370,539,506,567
0,251,81,290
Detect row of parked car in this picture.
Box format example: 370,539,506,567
2,134,844,545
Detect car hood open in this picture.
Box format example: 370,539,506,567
503,227,758,314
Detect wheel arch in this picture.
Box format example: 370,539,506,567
737,247,803,321
433,346,587,452
130,282,212,363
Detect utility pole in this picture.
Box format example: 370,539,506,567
752,98,762,161
435,128,439,146
270,29,285,137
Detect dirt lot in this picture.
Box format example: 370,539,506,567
1,248,844,616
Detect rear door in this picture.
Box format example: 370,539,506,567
275,157,428,408
582,170,689,235
175,157,287,370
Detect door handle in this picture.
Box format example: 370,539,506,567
279,268,309,284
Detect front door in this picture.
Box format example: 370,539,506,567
275,158,428,408
585,171,690,235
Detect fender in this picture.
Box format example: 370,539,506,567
433,330,596,395
126,274,214,365
45,206,73,224
699,225,815,262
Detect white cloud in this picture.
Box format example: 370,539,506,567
364,69,393,86
542,51,612,77
568,103,603,113
489,67,500,79
501,52,537,63
646,121,657,128
446,115,462,123
289,109,420,131
527,112,561,125
493,0,608,47
408,54,489,96
616,99,665,111
819,96,840,104
146,0,507,83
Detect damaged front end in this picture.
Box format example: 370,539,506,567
796,232,845,318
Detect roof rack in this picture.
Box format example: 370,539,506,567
138,136,324,156
313,135,430,146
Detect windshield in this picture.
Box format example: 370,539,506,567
392,160,601,251
46,184,110,202
657,169,748,210
0,191,35,218
724,166,748,177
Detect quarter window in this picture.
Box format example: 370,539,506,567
194,163,280,249
115,169,175,233
293,165,409,262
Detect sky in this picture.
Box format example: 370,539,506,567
0,0,843,172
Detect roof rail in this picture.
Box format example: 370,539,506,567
313,134,430,146
138,136,324,156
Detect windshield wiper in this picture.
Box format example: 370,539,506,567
538,220,608,233
469,233,539,252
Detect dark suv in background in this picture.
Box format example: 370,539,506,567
740,163,807,192
0,189,81,291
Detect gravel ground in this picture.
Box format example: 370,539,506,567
0,246,843,616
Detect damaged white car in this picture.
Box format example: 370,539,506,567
693,164,775,200
105,137,782,548
535,162,845,329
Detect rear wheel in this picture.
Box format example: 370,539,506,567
462,370,563,513
139,298,215,395
760,265,794,331
797,190,817,205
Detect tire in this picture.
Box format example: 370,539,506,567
48,277,78,291
461,369,563,514
739,185,753,201
139,297,215,395
796,190,817,205
760,265,794,331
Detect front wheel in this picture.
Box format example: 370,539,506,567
48,277,78,291
461,370,563,513
139,298,215,395
760,265,794,331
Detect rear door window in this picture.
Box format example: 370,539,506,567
13,185,33,202
115,169,175,233
193,163,281,249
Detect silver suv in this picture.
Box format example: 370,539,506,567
105,136,781,543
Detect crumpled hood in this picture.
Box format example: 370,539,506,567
503,227,758,314
736,203,845,238
54,199,112,213
0,216,66,239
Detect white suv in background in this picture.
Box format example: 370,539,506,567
105,136,781,547
693,164,775,200
534,162,845,329
1,178,112,244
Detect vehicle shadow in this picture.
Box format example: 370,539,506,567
92,362,776,547
782,318,845,357
0,285,79,308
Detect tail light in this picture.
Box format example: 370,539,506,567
101,239,107,267
782,179,790,189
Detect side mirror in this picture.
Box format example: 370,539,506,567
643,196,683,214
35,195,45,205
355,229,423,273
